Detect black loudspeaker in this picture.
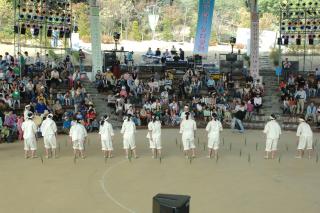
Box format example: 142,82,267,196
153,194,190,213
59,30,64,38
20,25,26,35
104,52,116,68
309,38,314,45
47,29,52,37
65,29,71,38
296,38,301,45
284,37,289,45
14,25,19,34
277,37,282,45
33,28,40,36
226,53,237,62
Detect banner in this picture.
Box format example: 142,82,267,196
90,5,103,75
193,0,215,55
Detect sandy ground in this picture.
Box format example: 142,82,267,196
0,129,320,213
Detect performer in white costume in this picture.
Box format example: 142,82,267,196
205,113,223,158
121,114,138,159
24,104,31,120
21,112,38,159
263,114,282,159
147,116,162,158
40,113,57,158
179,112,197,158
69,118,87,159
99,115,114,158
296,116,313,159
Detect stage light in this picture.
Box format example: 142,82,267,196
27,14,32,19
19,14,24,19
33,15,38,20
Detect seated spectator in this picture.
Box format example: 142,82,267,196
246,100,254,120
282,96,290,114
64,91,72,106
288,97,297,114
62,116,71,134
146,47,153,56
253,94,262,114
35,99,48,115
11,88,21,109
305,102,317,122
52,100,64,119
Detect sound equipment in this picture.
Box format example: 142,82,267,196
104,52,117,68
153,194,190,213
165,61,188,70
226,53,237,62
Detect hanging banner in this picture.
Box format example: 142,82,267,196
193,0,215,55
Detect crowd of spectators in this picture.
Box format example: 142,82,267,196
97,64,265,131
0,51,96,143
280,70,320,126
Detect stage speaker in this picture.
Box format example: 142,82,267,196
296,38,301,45
104,52,117,68
153,194,190,213
226,53,237,62
20,25,26,35
284,37,289,45
47,28,52,37
309,38,314,45
14,25,19,34
59,30,64,38
277,37,282,45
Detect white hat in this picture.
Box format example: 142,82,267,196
48,113,54,118
25,105,30,108
298,117,305,122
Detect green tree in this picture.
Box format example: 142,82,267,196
161,17,173,41
73,3,90,39
130,20,141,41
0,0,14,39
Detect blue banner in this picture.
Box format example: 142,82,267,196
193,0,215,55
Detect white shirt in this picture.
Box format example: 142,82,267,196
121,119,136,137
40,118,57,136
254,97,262,105
99,121,114,141
206,120,223,139
69,123,87,141
180,119,197,138
21,119,37,139
148,121,161,137
263,120,282,139
296,122,313,137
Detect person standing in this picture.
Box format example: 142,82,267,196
263,114,282,159
180,112,197,158
79,49,85,72
69,118,88,159
99,115,114,158
295,87,306,114
121,114,138,159
205,113,223,158
40,114,57,158
147,116,162,159
21,112,37,159
296,116,313,159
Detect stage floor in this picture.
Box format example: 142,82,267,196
0,129,319,213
